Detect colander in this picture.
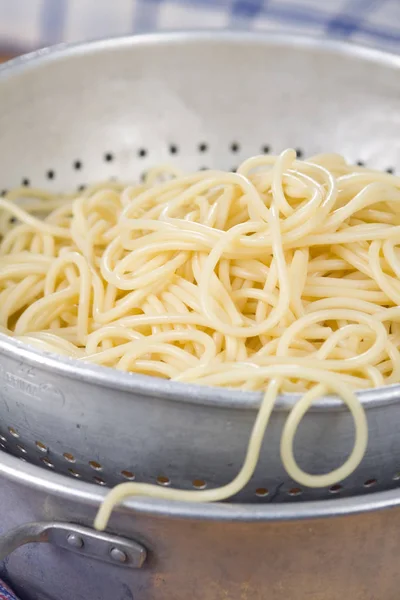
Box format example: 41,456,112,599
0,31,399,600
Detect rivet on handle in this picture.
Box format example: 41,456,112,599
0,522,146,569
110,547,128,563
67,533,84,549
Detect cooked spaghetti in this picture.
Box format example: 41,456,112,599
1,149,399,530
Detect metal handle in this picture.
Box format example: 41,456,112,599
0,522,146,569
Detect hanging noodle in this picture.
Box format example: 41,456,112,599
1,149,400,530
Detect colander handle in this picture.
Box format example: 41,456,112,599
0,521,147,568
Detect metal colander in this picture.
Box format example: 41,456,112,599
0,32,399,506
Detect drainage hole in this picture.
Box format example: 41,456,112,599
68,468,81,478
121,470,135,480
255,487,269,497
89,460,102,471
63,452,76,463
364,478,377,488
192,479,207,490
329,484,343,494
35,441,48,453
157,475,171,487
94,476,107,486
288,487,302,497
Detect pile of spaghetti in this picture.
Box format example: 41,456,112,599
1,149,400,529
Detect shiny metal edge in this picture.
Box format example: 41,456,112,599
0,31,399,411
1,333,400,411
1,450,400,522
0,30,399,79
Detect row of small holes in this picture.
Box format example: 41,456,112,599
256,480,382,497
14,143,262,187
16,143,249,186
8,163,396,194
0,150,395,195
99,143,268,158
72,147,396,166
256,487,302,498
31,450,398,494
2,430,399,492
0,142,268,191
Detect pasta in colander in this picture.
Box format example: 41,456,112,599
1,149,400,529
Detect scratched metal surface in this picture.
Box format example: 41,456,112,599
1,453,400,600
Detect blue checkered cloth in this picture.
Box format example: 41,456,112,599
0,580,19,600
0,0,399,55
